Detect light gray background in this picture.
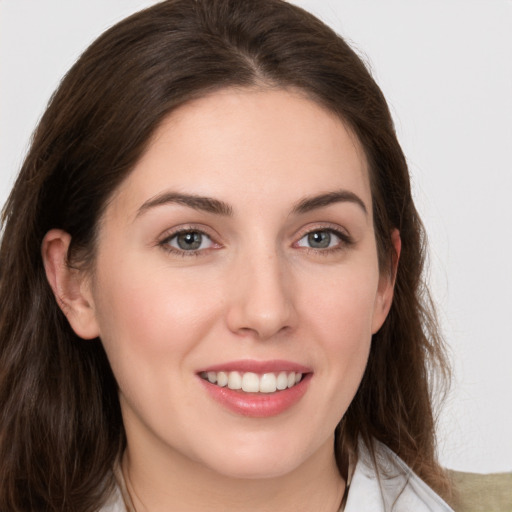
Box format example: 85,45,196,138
1,0,511,473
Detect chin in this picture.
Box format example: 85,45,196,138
194,433,323,481
205,454,303,480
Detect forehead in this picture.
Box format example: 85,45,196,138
109,87,371,219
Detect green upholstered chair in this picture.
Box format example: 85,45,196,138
447,471,512,512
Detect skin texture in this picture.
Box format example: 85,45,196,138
43,88,398,512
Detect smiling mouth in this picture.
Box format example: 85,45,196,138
199,371,303,394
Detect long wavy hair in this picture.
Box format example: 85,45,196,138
0,0,451,509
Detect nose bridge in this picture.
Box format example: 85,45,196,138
226,240,296,339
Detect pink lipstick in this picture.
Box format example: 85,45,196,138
197,360,312,418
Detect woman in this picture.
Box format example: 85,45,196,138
0,0,453,510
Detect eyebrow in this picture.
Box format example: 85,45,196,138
136,192,233,217
136,189,367,219
291,190,368,216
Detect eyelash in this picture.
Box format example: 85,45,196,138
158,227,219,258
158,226,353,257
294,227,354,256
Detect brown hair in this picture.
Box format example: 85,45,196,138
0,0,451,509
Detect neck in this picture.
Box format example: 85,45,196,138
121,438,345,512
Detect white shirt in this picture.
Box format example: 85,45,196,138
344,440,454,512
100,441,454,512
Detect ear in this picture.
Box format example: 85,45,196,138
371,229,401,334
41,229,100,340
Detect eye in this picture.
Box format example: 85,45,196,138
296,229,347,250
163,230,214,252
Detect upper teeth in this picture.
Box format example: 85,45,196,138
201,371,303,393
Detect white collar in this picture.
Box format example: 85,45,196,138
344,440,454,512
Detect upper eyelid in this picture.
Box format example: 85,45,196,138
293,225,355,251
164,229,213,243
159,224,219,243
156,223,352,249
158,228,220,257
298,227,345,238
293,223,351,239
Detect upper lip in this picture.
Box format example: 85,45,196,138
198,359,312,374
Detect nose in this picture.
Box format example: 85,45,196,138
225,248,297,340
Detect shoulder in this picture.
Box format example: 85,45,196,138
344,439,454,512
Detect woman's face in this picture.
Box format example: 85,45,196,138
82,88,395,479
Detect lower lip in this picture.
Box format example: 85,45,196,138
199,374,312,418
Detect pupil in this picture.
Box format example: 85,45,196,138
308,231,330,249
177,232,202,250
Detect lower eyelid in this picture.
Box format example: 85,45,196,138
157,227,218,253
295,228,352,247
157,226,352,256
169,232,213,250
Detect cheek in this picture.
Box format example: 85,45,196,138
90,261,227,442
306,266,380,345
91,258,223,373
301,264,379,401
